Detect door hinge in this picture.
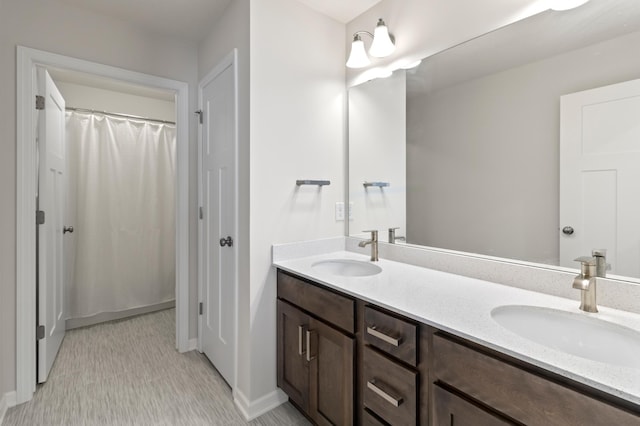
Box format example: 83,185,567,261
36,210,45,225
199,302,203,315
35,95,45,110
195,110,203,124
199,206,203,220
36,325,45,340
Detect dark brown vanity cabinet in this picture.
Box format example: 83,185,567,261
277,269,640,426
277,271,355,425
431,332,640,426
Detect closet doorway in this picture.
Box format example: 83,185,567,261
16,47,190,404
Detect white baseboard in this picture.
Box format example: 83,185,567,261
233,388,288,421
1,391,17,424
187,338,198,351
66,300,176,330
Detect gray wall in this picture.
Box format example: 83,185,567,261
0,0,199,398
407,30,640,264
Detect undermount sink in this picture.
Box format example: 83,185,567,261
491,305,640,369
311,259,382,277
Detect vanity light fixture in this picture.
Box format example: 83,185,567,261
549,0,590,11
346,18,396,69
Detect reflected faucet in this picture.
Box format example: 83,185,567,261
388,227,406,244
572,250,607,313
358,230,379,262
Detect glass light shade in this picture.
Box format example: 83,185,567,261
550,0,590,11
369,19,395,58
346,36,371,68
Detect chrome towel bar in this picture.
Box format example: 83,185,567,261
296,180,331,186
363,181,390,188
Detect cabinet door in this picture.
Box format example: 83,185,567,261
433,384,514,426
277,300,310,411
308,317,355,425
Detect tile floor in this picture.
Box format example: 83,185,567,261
3,309,310,425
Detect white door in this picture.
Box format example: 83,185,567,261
37,68,66,382
199,55,237,386
560,78,640,277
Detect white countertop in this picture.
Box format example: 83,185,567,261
273,250,640,406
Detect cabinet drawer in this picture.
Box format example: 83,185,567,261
432,384,514,426
363,346,417,425
277,270,355,333
432,333,640,425
364,305,417,366
362,408,389,425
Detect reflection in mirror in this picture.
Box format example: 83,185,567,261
348,0,640,281
348,70,406,241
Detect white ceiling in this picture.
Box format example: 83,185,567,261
294,0,383,23
57,0,233,42
56,0,381,42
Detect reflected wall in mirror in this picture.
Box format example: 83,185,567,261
349,70,406,241
348,0,640,281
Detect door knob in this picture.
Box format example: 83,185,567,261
219,236,233,247
63,226,74,234
562,226,574,235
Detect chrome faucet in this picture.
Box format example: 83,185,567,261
358,230,379,262
572,250,607,313
388,227,406,244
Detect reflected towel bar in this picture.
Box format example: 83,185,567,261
296,180,331,186
363,181,390,188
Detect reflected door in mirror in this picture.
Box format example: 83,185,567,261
560,78,640,277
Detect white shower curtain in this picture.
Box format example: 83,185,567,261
65,111,176,320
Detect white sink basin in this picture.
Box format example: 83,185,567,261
311,259,382,277
491,305,640,369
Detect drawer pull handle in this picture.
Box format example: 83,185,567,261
298,325,306,356
367,326,401,346
306,330,317,362
367,380,403,407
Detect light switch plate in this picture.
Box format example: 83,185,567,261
335,202,345,221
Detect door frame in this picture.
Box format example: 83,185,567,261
16,46,190,404
197,49,239,391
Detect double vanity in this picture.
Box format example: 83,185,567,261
273,240,640,425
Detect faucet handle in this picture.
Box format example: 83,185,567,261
592,249,607,257
574,256,596,265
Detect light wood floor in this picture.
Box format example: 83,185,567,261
3,309,310,425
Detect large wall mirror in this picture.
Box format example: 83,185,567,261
348,0,640,282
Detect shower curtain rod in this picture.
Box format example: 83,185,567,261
66,107,176,125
